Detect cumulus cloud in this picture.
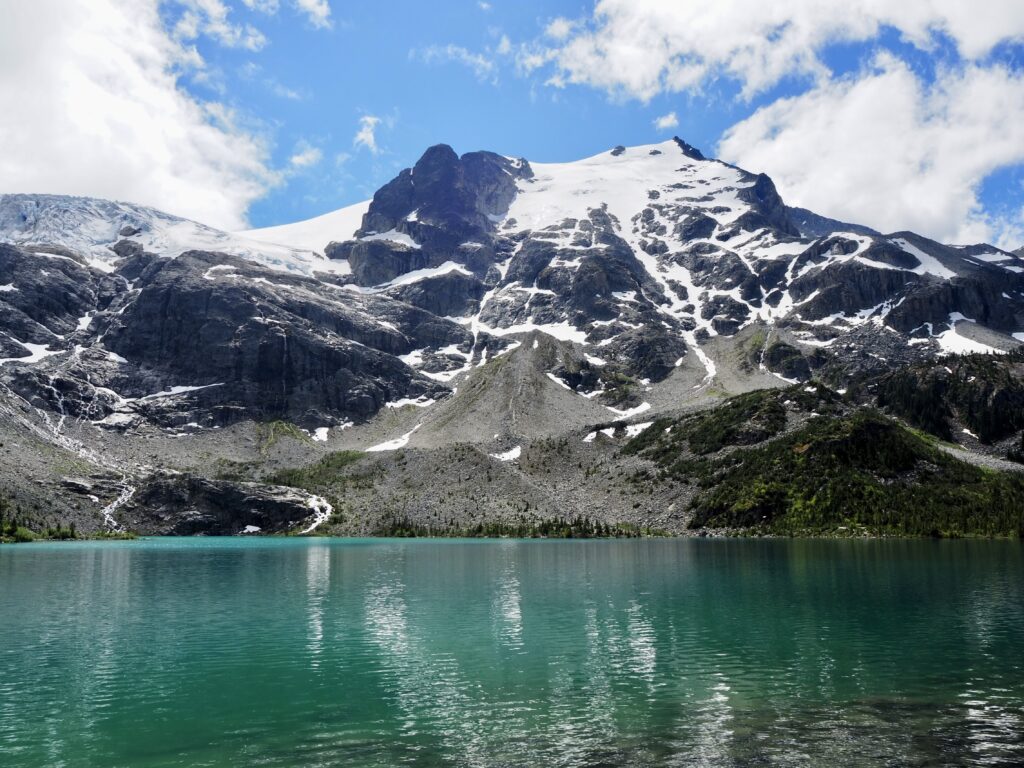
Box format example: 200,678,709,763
545,18,575,41
0,0,277,230
539,1,1024,100
719,55,1024,247
653,111,679,131
354,116,383,153
172,0,266,51
293,0,332,29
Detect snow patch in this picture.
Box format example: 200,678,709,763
966,251,1010,263
935,316,1002,356
138,383,224,401
606,402,651,418
546,372,573,390
892,238,957,280
490,445,522,462
584,427,617,442
0,342,62,366
203,264,236,280
399,348,426,367
479,320,588,344
344,261,470,293
385,396,437,409
625,421,653,438
367,425,420,452
493,341,521,359
360,229,420,249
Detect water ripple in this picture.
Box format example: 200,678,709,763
0,538,1021,766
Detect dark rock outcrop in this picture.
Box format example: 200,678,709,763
386,272,486,317
97,251,456,424
125,474,317,535
0,243,98,343
787,206,880,239
735,173,800,238
327,239,429,286
673,137,706,161
353,144,531,256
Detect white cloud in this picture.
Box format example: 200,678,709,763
653,111,678,131
496,35,512,56
172,0,266,51
515,44,556,75
719,55,1024,248
270,82,302,100
293,0,332,29
538,0,1024,101
414,45,496,82
478,2,492,10
242,0,280,12
0,0,277,230
289,142,323,168
523,3,1024,247
545,17,575,41
354,116,382,153
239,0,331,29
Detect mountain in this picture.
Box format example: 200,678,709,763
0,193,348,276
0,138,1022,538
785,206,880,239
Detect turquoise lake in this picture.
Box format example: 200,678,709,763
0,538,1021,767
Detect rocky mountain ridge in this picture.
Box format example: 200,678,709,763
1,137,1022,537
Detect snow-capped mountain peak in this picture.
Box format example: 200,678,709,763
0,193,351,277
1,137,1022,445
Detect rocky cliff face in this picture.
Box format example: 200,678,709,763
0,138,1022,535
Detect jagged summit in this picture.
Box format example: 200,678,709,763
672,136,706,161
1,137,1023,441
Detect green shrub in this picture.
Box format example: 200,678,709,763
268,450,366,490
686,411,1024,537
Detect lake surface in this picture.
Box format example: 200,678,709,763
1,538,1022,767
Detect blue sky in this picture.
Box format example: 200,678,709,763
4,1,1024,247
178,0,739,225
178,0,814,226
